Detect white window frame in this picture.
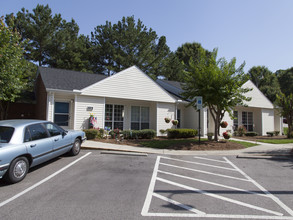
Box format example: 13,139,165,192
105,104,124,130
131,106,150,130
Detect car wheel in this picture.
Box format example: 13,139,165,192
5,157,29,184
69,138,81,156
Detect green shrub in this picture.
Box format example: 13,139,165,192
284,127,288,136
121,129,156,139
167,129,198,139
83,129,98,140
245,132,258,137
274,131,280,136
237,126,247,136
97,128,104,138
266,131,274,137
159,129,166,135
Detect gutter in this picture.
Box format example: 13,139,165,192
46,88,82,94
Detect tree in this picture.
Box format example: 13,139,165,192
5,4,90,71
276,67,293,96
275,93,293,138
182,48,250,141
90,16,170,77
0,17,28,119
160,52,185,81
5,4,62,66
175,42,212,67
247,66,280,103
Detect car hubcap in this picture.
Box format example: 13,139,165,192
14,160,27,178
74,141,80,153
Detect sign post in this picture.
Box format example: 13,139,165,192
195,97,202,145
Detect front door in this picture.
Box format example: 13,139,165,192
54,102,70,129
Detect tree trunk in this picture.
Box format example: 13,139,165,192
0,101,9,120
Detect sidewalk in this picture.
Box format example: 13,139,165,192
82,139,293,158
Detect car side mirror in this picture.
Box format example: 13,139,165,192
62,131,68,137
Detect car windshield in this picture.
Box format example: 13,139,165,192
0,126,14,143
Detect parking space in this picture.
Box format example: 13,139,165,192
142,156,293,219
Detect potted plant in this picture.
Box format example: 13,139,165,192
164,117,171,123
223,131,232,139
207,132,214,141
172,120,178,126
220,121,228,128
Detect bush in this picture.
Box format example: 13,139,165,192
284,127,288,136
245,132,258,137
121,129,156,139
237,126,247,136
167,129,198,139
266,131,274,137
83,129,98,140
274,131,280,136
159,129,166,135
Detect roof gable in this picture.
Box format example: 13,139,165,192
81,66,176,103
38,67,107,91
241,80,274,109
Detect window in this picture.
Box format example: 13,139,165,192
0,126,14,143
131,106,150,130
54,102,69,126
105,104,124,130
177,109,181,128
233,111,238,130
45,123,62,136
242,111,253,131
26,124,49,141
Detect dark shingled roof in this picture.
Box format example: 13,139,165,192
156,79,185,100
38,67,107,91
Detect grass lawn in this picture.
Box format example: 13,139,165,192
229,140,258,148
255,139,293,144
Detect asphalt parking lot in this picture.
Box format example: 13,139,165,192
0,150,293,220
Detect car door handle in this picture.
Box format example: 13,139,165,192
30,144,36,148
54,138,59,142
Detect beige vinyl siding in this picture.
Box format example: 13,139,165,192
262,109,274,135
81,66,176,103
242,80,274,109
75,95,105,130
156,102,176,135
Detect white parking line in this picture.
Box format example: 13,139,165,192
153,193,206,215
158,170,270,198
193,156,229,163
157,177,284,216
224,157,293,217
161,156,237,171
142,156,293,219
0,152,92,208
141,156,161,216
160,162,250,181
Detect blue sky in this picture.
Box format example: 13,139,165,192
1,0,293,72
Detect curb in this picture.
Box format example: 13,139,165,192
237,154,293,160
100,151,148,156
81,146,154,154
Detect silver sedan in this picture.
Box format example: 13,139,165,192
0,120,86,184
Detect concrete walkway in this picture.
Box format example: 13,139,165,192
82,139,293,158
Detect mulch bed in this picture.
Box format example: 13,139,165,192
94,138,245,151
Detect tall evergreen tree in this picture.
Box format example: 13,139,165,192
90,16,170,77
5,4,90,71
247,66,280,103
276,67,293,96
